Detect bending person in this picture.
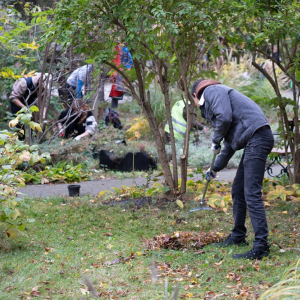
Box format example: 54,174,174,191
65,64,92,103
191,79,274,260
9,73,47,140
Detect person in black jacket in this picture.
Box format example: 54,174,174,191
191,79,274,260
57,100,97,140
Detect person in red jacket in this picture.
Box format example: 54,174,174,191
109,43,133,108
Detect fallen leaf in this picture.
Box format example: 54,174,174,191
106,258,121,265
80,288,89,295
30,286,41,297
103,232,113,236
214,260,223,267
176,199,184,209
252,261,260,271
44,247,53,252
226,272,241,281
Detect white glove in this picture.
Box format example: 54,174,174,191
205,168,217,182
211,143,221,154
74,136,82,141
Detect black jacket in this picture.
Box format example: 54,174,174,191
200,84,269,171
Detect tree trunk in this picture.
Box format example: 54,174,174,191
133,61,176,195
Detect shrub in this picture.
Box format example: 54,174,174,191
0,107,51,239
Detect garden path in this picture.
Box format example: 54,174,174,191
20,165,283,198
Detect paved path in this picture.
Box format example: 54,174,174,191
20,165,283,198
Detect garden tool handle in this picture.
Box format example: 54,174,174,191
201,153,218,204
210,152,217,172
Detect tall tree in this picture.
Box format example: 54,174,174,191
221,0,300,183
49,0,221,195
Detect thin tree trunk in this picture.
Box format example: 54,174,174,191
133,61,176,194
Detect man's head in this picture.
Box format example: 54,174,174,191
191,79,204,99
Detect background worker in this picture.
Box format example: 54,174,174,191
109,43,133,108
57,100,97,140
9,73,47,140
191,79,274,260
65,64,93,104
164,99,204,142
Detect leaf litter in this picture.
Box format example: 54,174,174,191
144,230,224,250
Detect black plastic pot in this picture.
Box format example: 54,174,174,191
68,185,80,197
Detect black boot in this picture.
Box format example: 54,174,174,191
232,246,270,260
213,234,247,247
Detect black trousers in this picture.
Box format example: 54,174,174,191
231,128,274,248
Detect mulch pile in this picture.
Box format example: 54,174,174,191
144,230,225,250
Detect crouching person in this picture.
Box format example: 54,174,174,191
57,100,97,140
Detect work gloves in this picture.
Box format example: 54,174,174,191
74,136,82,141
58,129,64,138
205,168,217,182
211,143,221,154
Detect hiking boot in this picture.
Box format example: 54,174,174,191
213,234,247,247
232,247,270,260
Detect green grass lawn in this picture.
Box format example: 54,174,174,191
0,195,299,299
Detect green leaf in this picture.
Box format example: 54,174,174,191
20,113,32,123
29,106,39,113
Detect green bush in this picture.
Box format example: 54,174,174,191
0,107,51,239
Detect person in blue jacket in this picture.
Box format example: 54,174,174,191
65,64,92,103
191,79,274,260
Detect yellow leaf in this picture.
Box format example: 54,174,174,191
35,124,42,132
10,209,20,220
98,191,107,196
6,227,17,240
222,207,228,213
176,199,184,209
107,244,113,249
282,211,288,214
187,292,193,298
220,199,225,208
19,151,31,162
9,118,19,128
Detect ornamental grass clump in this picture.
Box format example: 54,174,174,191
259,259,300,300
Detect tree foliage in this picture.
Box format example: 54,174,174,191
49,0,223,195
221,0,300,183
